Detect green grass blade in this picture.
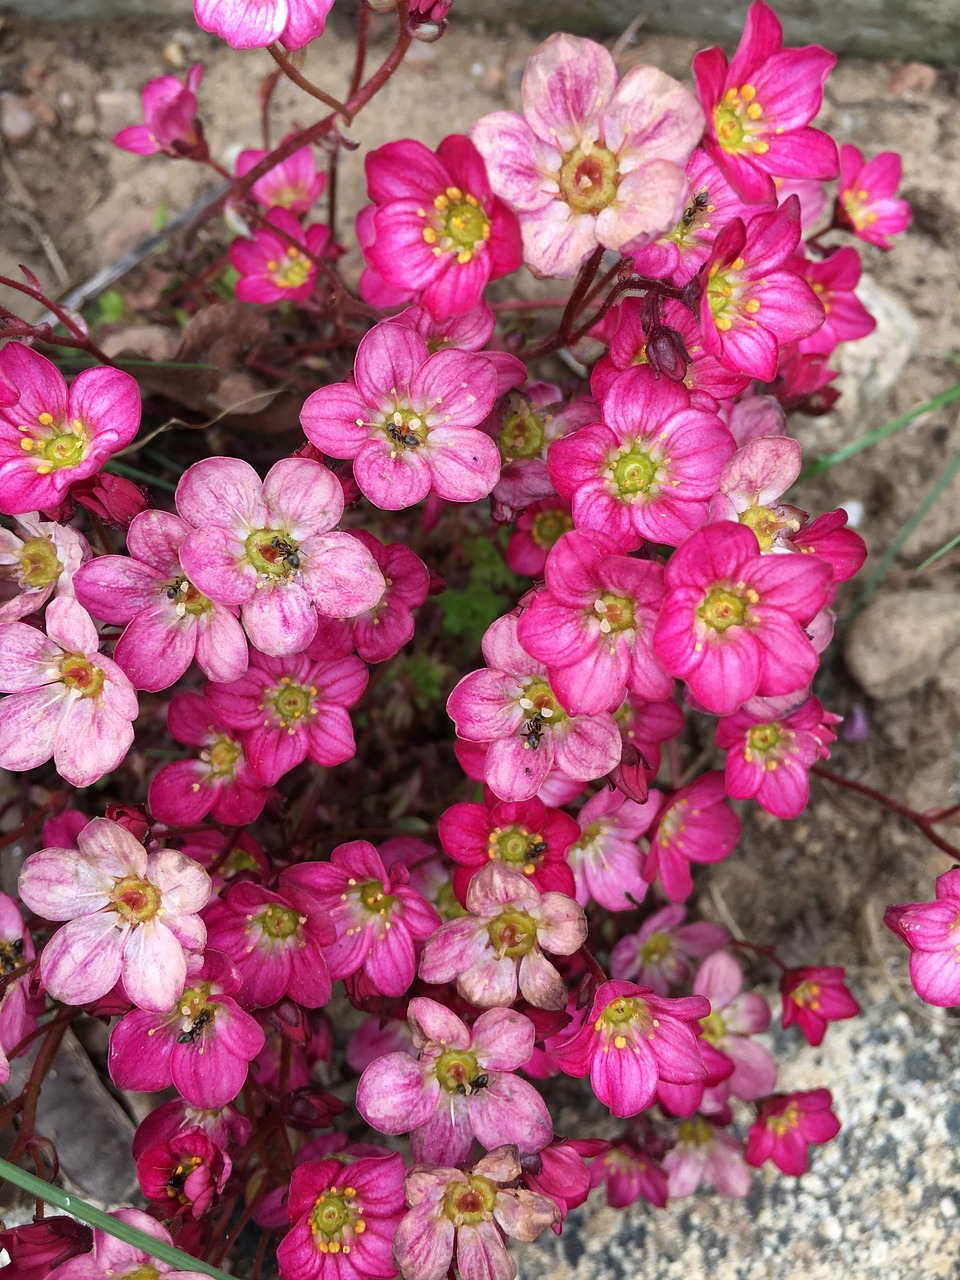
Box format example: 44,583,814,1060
0,1155,236,1277
916,529,960,572
104,460,178,493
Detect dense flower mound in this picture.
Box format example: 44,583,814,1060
0,5,924,1280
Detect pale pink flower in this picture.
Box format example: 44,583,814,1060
0,512,90,622
193,0,334,50
694,951,777,1104
884,868,960,1008
610,903,729,996
664,1115,751,1198
48,1208,208,1280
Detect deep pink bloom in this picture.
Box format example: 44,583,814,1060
0,597,137,787
204,647,368,785
693,0,838,204
236,136,326,213
744,1089,841,1175
644,772,741,903
20,817,209,1013
277,1153,406,1280
0,512,90,623
837,144,912,250
113,64,206,158
176,455,385,656
664,1115,751,1198
137,1127,231,1219
230,209,330,305
551,979,709,1117
884,868,960,1007
610,904,729,995
471,34,703,277
786,508,866,584
342,531,429,663
780,966,860,1045
521,1137,608,1228
73,509,248,691
694,951,776,1105
652,522,832,716
794,247,877,357
300,321,501,510
361,135,521,318
395,1147,559,1280
0,893,37,1084
133,1098,251,1160
564,787,660,911
505,499,574,578
716,696,838,818
438,796,578,902
548,369,736,551
47,1208,206,1279
591,1138,669,1209
283,841,441,999
0,1216,92,1280
419,862,586,1011
357,998,552,1164
108,952,266,1109
194,0,334,50
0,345,140,517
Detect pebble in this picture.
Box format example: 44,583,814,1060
844,589,960,698
0,93,36,146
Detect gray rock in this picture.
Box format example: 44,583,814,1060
844,589,960,699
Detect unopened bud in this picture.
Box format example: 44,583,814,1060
645,324,689,383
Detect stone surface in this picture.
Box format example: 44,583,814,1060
0,92,36,147
844,589,960,698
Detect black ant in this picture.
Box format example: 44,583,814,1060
521,713,545,750
680,186,710,227
270,536,300,571
529,840,548,856
177,1009,212,1044
387,424,421,449
455,1074,489,1096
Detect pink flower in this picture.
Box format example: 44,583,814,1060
565,787,660,911
48,1208,207,1279
744,1089,841,1175
551,979,709,1117
505,499,574,578
419,862,586,1011
19,817,209,1013
780,966,860,1045
283,841,441,999
548,369,736,551
610,903,729,995
0,345,140,517
837,144,912,250
471,34,703,277
136,1127,231,1219
0,512,90,623
108,952,266,1109
177,455,384,656
884,868,960,1007
0,1217,92,1280
300,321,501,510
521,1137,608,1227
693,0,838,204
236,135,326,213
694,951,777,1104
230,208,329,304
343,531,430,663
193,0,334,50
361,134,521,318
395,1147,559,1280
706,434,804,550
113,64,206,159
73,509,248,692
0,893,37,1084
644,772,741,903
651,522,832,716
0,597,138,787
663,1115,751,1198
794,247,876,357
591,1138,669,1209
438,795,578,902
357,998,552,1164
277,1153,406,1280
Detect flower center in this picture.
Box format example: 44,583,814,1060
746,722,781,757
498,400,548,461
422,185,491,265
358,878,397,918
558,141,619,214
59,653,105,699
530,507,573,549
698,1008,727,1045
17,409,91,475
739,502,797,551
269,676,316,729
165,576,211,617
442,1175,497,1226
309,1184,364,1255
166,1155,203,1203
269,245,313,290
841,188,878,231
382,406,427,456
110,875,162,925
611,445,659,498
677,1114,713,1147
175,984,215,1043
487,907,538,958
593,592,635,636
595,994,650,1049
768,1101,800,1136
639,930,672,963
488,824,546,875
706,256,758,334
245,530,302,579
203,733,242,778
668,185,714,248
698,585,755,633
712,83,768,157
17,536,62,589
434,1047,481,1092
124,1268,161,1280
253,903,301,940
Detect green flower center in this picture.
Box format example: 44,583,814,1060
768,1101,800,1136
698,585,754,633
558,141,619,214
667,185,715,249
677,1114,713,1146
789,980,821,1011
270,676,316,728
422,185,491,264
175,984,215,1042
488,824,545,875
382,406,427,454
498,402,547,461
595,995,651,1049
254,903,301,940
517,679,564,746
593,592,635,635
698,1008,727,1046
110,875,161,925
309,1184,365,1254
124,1268,161,1280
611,446,658,498
269,246,313,290
358,878,397,918
487,907,538,958
18,536,62,589
434,1047,481,1092
245,530,302,579
442,1175,497,1226
713,83,768,158
59,653,104,699
530,507,574,549
747,722,781,755
203,734,242,778
639,930,672,963
165,576,211,616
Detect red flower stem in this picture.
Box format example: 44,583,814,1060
6,1014,73,1165
211,1193,267,1269
0,278,113,364
812,764,960,859
259,67,283,149
925,801,960,823
348,1,371,100
208,826,243,877
250,1228,273,1280
729,938,787,972
578,943,608,984
0,958,36,1001
267,43,354,122
532,245,604,356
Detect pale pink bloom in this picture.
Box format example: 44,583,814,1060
0,345,140,517
419,862,586,1011
471,34,703,277
357,998,552,1164
706,435,804,551
230,209,330,305
113,64,206,158
664,1115,751,1198
0,893,37,1084
694,951,776,1104
236,135,326,213
300,321,501,510
610,903,729,996
837,144,912,250
20,817,209,1012
193,0,334,50
0,597,137,787
177,455,384,657
565,787,661,911
48,1208,208,1280
492,391,597,521
0,513,90,622
884,868,960,1008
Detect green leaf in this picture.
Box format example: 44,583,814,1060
438,536,524,638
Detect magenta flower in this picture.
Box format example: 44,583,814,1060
505,499,574,578
361,134,521,318
48,1208,207,1279
837,144,912,250
19,817,209,1013
643,772,740,903
651,522,832,716
284,841,441,999
694,951,776,1104
446,613,623,802
565,787,661,911
113,64,206,158
610,903,729,996
438,795,578,902
74,509,248,692
0,597,137,787
149,691,270,827
394,1147,559,1280
693,0,838,204
744,1089,841,1175
664,1115,751,1198
230,209,330,305
471,34,703,277
300,321,501,510
794,247,876,357
884,868,960,1007
0,345,140,517
193,0,334,50
236,135,326,213
344,531,430,663
204,647,368,785
549,369,736,551
108,952,265,1109
419,862,586,1011
551,979,709,1117
0,512,90,623
592,1139,669,1210
277,1153,406,1280
0,893,36,1084
136,1127,231,1219
177,455,384,656
357,998,552,1164
1,1218,92,1279
780,965,860,1046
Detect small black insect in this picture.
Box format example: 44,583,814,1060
680,186,710,227
270,536,301,571
387,424,421,449
177,1010,212,1044
529,841,548,856
166,584,179,600
455,1074,490,1097
521,713,545,750
0,937,24,973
